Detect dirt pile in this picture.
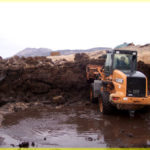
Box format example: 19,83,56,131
0,53,149,107
138,61,150,92
0,54,105,106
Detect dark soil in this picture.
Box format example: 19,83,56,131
138,61,150,92
0,53,149,107
0,54,104,106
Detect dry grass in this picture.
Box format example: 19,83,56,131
47,54,75,62
47,44,150,64
47,50,106,63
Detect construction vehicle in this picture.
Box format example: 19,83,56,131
87,49,150,114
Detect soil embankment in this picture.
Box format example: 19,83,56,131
0,54,105,107
0,52,149,113
138,61,150,92
0,53,150,106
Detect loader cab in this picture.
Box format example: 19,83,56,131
104,50,137,76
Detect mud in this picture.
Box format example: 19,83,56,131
0,103,150,147
0,54,104,106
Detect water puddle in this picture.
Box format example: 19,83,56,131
0,104,150,147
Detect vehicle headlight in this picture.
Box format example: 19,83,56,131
116,78,123,83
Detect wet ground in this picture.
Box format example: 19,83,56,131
0,104,150,148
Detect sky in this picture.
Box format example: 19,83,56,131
0,2,150,58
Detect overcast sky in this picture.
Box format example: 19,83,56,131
0,2,150,58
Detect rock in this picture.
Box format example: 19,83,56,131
84,101,91,106
87,137,93,141
0,114,3,126
52,96,65,104
44,137,46,141
127,133,133,138
18,142,29,148
56,105,63,109
10,144,15,147
0,137,4,145
31,142,35,147
53,95,63,100
74,53,89,62
0,72,6,82
13,102,28,112
120,129,125,134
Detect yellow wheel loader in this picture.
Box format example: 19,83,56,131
86,50,150,114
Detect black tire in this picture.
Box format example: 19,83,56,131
87,78,94,84
98,91,115,114
90,84,98,103
87,79,90,83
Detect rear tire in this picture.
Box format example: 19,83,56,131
87,78,94,84
98,91,115,114
90,84,98,103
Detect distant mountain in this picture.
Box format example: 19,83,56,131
56,47,111,55
16,48,52,57
15,47,111,57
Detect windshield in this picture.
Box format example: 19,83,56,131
113,54,132,71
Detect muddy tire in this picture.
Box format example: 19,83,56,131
87,78,94,84
90,84,98,103
98,91,114,114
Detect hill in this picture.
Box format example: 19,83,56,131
16,48,52,57
15,47,111,57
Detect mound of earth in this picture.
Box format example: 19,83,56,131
138,61,150,92
0,52,149,107
0,54,105,106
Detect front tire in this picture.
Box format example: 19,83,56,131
98,91,115,114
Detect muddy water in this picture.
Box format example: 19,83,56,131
0,104,150,148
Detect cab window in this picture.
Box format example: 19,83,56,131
113,54,131,70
